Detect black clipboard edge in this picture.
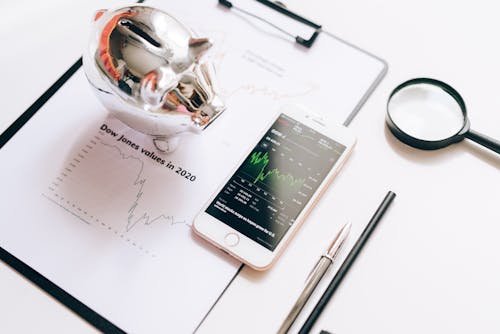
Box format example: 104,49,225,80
324,29,389,127
0,58,82,149
0,57,126,333
0,246,124,333
193,263,245,333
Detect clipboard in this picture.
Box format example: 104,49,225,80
0,1,387,333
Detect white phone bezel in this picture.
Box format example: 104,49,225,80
193,105,356,270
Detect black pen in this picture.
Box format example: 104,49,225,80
298,191,396,334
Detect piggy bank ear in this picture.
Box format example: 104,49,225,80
188,38,212,62
93,9,107,21
140,67,178,109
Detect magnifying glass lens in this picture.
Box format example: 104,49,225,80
388,83,465,141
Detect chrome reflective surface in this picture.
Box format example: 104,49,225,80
83,5,225,152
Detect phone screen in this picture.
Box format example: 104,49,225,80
205,113,346,251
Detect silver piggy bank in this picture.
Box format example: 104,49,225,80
83,5,225,152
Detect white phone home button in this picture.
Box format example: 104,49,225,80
224,233,240,247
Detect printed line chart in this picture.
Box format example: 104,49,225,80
43,129,190,258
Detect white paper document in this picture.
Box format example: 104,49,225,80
0,1,385,333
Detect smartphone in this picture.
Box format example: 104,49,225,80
193,105,356,270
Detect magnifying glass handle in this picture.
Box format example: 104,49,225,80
465,129,500,154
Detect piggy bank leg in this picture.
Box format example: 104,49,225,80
153,136,180,153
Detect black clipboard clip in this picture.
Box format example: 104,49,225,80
218,0,322,48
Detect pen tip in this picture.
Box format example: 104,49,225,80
344,221,352,233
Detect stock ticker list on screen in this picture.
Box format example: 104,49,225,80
206,114,346,250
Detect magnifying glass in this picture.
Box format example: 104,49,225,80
386,78,500,154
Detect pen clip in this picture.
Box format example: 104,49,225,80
304,222,351,283
304,255,331,283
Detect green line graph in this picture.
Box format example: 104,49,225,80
248,151,305,188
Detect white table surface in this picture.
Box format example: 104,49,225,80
1,1,499,333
